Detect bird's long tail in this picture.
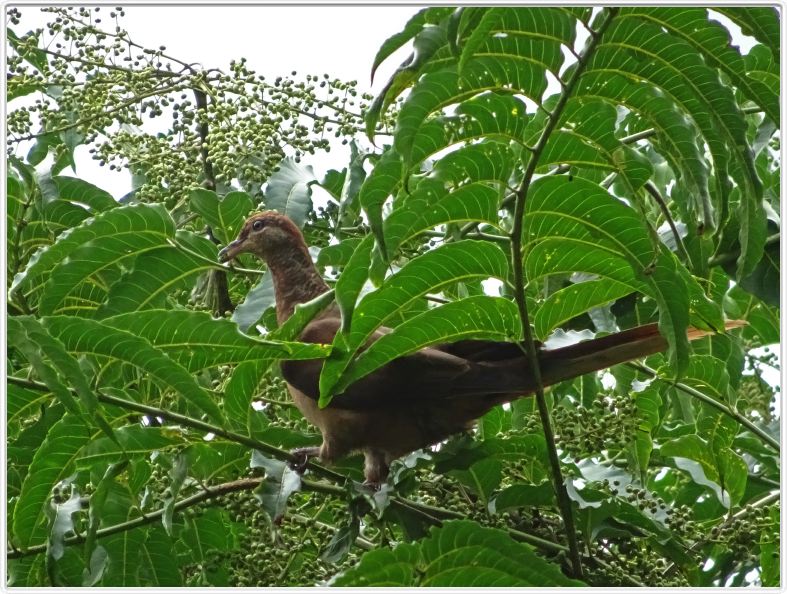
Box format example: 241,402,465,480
484,320,745,401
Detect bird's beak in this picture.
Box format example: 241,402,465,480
218,238,245,262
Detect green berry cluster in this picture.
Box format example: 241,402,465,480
7,6,385,205
548,394,638,460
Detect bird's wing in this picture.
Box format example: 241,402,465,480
280,316,498,410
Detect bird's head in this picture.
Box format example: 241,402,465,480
218,211,305,263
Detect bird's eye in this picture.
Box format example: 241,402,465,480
252,220,264,231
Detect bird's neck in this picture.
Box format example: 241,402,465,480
264,243,329,324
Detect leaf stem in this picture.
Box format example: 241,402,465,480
643,181,691,264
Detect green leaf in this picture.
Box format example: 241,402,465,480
380,180,501,262
98,482,144,586
179,508,235,564
321,518,360,564
489,482,555,513
78,426,184,467
250,451,302,522
231,269,275,332
83,462,128,567
632,386,662,481
224,360,268,431
534,279,634,341
140,527,182,586
334,233,375,333
101,309,330,371
525,176,692,372
317,238,363,268
366,18,451,140
334,296,521,397
459,8,576,74
11,203,174,308
53,176,117,213
449,458,503,502
358,148,402,254
714,7,779,62
98,231,218,317
622,8,778,123
189,189,253,244
7,28,49,72
333,520,584,586
41,315,225,425
369,7,454,83
593,17,763,240
410,93,530,166
162,453,188,535
13,414,93,548
337,140,368,230
263,158,316,227
320,240,509,405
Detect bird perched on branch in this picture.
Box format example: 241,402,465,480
219,211,740,487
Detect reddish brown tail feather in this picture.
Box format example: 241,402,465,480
488,320,745,400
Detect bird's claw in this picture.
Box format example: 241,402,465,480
362,480,382,492
289,446,320,474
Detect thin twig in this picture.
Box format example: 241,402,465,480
643,181,691,264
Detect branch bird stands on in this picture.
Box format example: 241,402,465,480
219,211,743,487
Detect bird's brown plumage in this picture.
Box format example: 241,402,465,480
220,212,742,485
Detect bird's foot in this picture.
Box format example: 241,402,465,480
361,480,382,492
289,446,321,474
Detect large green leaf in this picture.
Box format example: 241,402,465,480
12,415,93,548
231,269,275,332
77,426,184,468
223,360,268,431
590,16,764,274
8,316,118,444
53,176,117,213
319,240,509,405
333,520,584,586
358,148,403,254
41,315,225,424
524,176,693,372
98,231,218,317
11,203,173,308
98,483,146,586
714,7,779,63
263,158,315,227
189,189,253,244
621,8,778,123
101,309,330,372
334,296,521,396
250,451,302,522
534,279,635,341
410,92,531,169
534,98,653,192
380,177,502,260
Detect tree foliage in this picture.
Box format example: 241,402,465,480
6,6,780,587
